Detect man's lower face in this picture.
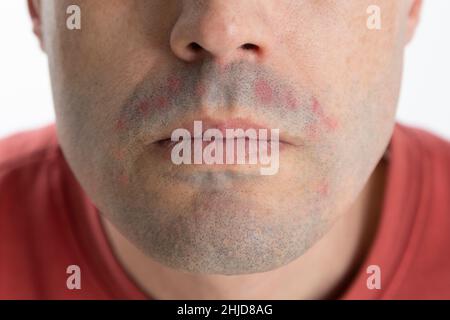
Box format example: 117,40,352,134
59,62,318,275
54,64,396,275
56,60,390,275
48,0,403,275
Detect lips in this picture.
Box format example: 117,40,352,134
150,116,300,147
156,137,278,151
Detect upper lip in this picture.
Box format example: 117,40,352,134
151,116,301,146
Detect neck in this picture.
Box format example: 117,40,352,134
101,158,387,299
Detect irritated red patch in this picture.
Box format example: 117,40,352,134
195,82,206,97
153,96,168,109
312,98,324,117
323,116,339,131
254,79,273,104
284,90,298,110
167,76,182,95
315,180,330,196
112,148,125,161
119,173,129,186
117,168,130,186
138,100,151,117
311,98,339,132
115,118,127,132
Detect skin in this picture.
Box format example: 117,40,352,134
29,0,422,298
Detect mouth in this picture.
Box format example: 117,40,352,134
150,116,299,148
156,137,282,147
145,116,296,178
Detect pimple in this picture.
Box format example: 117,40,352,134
112,148,125,161
114,118,127,132
311,98,339,132
316,181,329,196
153,96,168,109
138,100,150,117
254,79,273,105
119,173,130,186
323,116,339,131
167,76,182,94
284,90,298,110
311,97,324,117
195,82,206,97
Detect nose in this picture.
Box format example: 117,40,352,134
170,1,271,64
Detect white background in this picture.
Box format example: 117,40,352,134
0,1,449,139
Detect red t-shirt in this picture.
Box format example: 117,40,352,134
0,123,449,299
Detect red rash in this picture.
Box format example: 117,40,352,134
195,82,206,97
138,100,151,117
311,98,339,132
113,148,125,161
254,79,273,104
153,96,169,109
115,118,128,132
119,173,130,186
114,95,168,134
167,76,182,94
315,180,330,196
283,90,298,110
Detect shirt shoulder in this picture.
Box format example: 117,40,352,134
397,123,450,167
341,123,450,300
0,125,146,299
0,124,60,176
387,123,450,298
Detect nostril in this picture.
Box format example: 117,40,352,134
241,43,259,51
188,42,203,52
184,42,260,60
